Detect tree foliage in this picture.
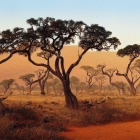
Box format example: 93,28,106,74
0,17,121,109
116,44,140,96
80,65,101,88
0,79,15,94
117,44,140,58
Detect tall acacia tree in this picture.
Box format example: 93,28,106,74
0,17,120,109
116,44,140,96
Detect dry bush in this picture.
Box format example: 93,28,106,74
1,92,140,139
0,100,69,140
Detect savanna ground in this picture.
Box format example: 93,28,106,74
1,89,140,140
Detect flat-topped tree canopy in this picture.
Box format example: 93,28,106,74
79,24,121,51
0,17,121,109
116,44,140,96
117,44,140,58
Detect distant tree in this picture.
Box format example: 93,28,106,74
105,84,114,94
100,64,126,95
19,74,38,95
14,83,26,94
95,75,106,93
116,44,140,96
35,69,53,95
80,65,100,88
114,81,127,95
20,86,26,94
88,84,99,93
70,76,79,93
0,17,121,109
45,81,53,94
0,79,15,94
78,82,86,93
51,78,60,96
56,82,64,96
14,83,22,94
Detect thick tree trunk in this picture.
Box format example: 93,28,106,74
62,82,78,109
125,76,136,96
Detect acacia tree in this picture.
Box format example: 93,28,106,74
70,76,79,93
116,44,140,96
35,69,53,95
19,74,38,95
0,79,15,94
95,75,106,93
78,82,86,93
0,17,120,109
100,64,126,95
80,65,100,88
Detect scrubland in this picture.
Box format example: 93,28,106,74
1,90,140,140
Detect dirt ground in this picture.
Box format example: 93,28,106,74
59,120,140,140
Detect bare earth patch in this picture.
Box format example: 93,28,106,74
59,120,140,140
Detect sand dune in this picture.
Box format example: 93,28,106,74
0,45,134,85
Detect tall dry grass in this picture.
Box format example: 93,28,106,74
1,89,140,139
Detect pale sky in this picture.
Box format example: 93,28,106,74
0,0,140,51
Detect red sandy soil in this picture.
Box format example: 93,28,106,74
59,121,140,140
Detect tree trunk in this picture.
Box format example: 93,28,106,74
130,84,136,96
40,85,45,95
39,81,45,95
28,85,32,95
62,82,78,109
125,76,136,96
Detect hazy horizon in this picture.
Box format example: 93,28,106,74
0,45,133,86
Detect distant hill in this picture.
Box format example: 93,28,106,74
0,45,135,86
